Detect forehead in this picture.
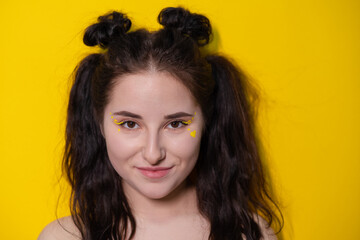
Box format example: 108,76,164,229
107,71,198,114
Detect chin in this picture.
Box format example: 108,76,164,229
143,191,169,200
139,185,177,200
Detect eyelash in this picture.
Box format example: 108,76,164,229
167,120,189,129
114,119,189,130
118,120,139,129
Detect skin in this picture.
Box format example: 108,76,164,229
103,70,209,239
38,70,277,240
103,70,204,202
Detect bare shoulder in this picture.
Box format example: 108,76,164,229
253,214,278,240
38,216,81,240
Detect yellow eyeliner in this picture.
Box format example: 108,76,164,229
182,120,192,124
182,112,196,125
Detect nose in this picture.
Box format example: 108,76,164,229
142,131,165,165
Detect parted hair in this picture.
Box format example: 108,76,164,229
63,6,283,240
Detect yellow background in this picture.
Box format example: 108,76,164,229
0,0,359,239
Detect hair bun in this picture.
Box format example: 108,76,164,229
83,11,131,48
158,7,212,46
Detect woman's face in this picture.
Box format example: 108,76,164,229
102,71,204,200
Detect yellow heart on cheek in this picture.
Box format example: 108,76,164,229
190,130,196,138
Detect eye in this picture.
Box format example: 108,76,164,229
167,121,188,129
121,121,139,129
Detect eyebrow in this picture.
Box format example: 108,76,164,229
112,111,193,120
112,111,143,119
164,112,194,119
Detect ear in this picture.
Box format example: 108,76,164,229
95,109,106,137
99,122,105,138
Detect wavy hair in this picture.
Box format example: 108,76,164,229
63,6,283,240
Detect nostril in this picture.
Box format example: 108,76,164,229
142,132,166,164
142,146,166,165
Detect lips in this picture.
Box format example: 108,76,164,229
136,166,173,179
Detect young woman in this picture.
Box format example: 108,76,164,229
39,6,283,240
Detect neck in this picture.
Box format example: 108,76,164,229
123,181,199,223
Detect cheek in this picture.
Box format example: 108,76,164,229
104,132,140,175
165,131,202,164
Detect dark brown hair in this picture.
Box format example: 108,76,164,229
63,7,283,240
